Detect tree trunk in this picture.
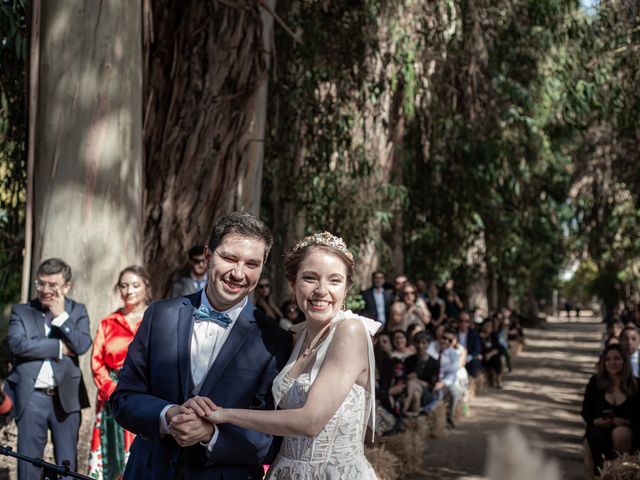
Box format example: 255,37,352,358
31,0,144,399
143,0,272,296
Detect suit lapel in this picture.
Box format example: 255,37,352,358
177,296,199,402
28,300,46,337
198,303,256,396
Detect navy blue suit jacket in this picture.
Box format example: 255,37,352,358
5,298,92,420
359,287,393,327
111,292,291,480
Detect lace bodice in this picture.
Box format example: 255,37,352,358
265,311,380,480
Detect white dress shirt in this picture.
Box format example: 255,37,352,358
33,312,67,388
160,290,247,451
373,288,386,326
631,351,639,379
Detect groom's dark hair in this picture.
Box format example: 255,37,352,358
208,212,273,261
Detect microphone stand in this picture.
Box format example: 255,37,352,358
0,445,92,480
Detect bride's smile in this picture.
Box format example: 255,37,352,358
291,249,348,325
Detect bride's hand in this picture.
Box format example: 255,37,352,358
206,408,226,425
182,395,218,417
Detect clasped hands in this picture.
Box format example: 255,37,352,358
166,396,225,447
593,416,629,428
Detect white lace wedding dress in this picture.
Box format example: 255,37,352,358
265,311,380,480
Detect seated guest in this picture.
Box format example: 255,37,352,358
425,329,460,427
457,312,482,377
254,277,282,323
407,322,426,342
169,244,208,297
389,282,431,331
406,332,439,411
359,270,394,328
89,265,151,479
374,332,394,372
391,329,416,360
378,333,409,434
479,319,502,388
582,344,640,474
621,327,640,379
493,312,512,373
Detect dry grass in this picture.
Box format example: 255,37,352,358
365,445,401,480
598,453,640,480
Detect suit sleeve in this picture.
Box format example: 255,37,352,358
53,303,92,355
111,303,172,443
203,333,291,466
91,321,116,402
6,305,60,360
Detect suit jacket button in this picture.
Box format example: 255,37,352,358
168,461,177,469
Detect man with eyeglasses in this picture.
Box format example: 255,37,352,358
6,258,92,480
170,244,210,297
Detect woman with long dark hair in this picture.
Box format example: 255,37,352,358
582,343,640,474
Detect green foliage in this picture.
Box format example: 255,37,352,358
0,0,27,305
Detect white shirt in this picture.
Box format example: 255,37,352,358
631,351,639,379
160,291,247,451
33,312,67,388
372,288,386,326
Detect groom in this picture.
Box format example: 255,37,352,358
111,212,291,480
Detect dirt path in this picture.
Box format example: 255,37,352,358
418,316,603,480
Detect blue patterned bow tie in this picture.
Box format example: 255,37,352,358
193,304,232,328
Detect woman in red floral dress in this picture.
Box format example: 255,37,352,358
88,266,152,479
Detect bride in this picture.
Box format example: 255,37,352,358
175,232,380,478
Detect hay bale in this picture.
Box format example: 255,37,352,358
365,445,401,480
426,401,447,439
379,429,427,476
599,453,640,480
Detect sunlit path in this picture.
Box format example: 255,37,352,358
417,316,603,479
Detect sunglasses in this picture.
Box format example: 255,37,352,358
258,284,270,288
404,290,417,295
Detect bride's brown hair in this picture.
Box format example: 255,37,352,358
284,233,355,288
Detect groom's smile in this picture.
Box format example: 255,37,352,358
204,233,266,311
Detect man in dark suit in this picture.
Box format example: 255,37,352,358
169,244,209,297
6,258,92,480
112,212,291,480
359,271,393,328
456,311,482,377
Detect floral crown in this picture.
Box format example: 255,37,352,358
293,232,354,262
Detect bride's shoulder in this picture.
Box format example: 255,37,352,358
332,314,374,343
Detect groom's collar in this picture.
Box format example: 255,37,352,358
199,289,247,324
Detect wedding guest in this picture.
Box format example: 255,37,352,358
6,258,92,480
582,343,640,474
89,266,152,479
621,327,640,379
254,277,282,324
443,278,464,319
479,319,502,388
279,300,303,331
360,271,394,328
389,282,431,331
169,244,209,297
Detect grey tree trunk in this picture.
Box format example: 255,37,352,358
30,1,144,401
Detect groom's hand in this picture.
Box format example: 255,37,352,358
169,410,214,447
